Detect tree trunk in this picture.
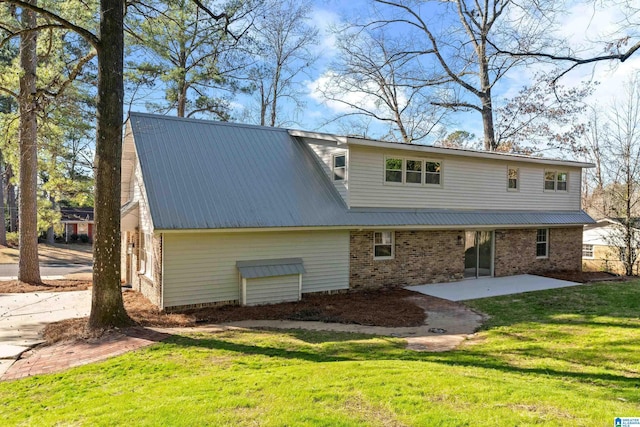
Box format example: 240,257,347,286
0,160,7,247
6,165,17,232
88,0,131,329
18,0,41,284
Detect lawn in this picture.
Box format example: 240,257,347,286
1,281,639,426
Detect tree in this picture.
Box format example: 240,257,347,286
369,0,556,150
583,74,640,275
247,0,318,127
318,27,446,143
126,0,252,119
17,0,41,284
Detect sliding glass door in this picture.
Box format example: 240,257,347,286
464,231,493,278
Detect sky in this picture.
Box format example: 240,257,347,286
130,0,640,147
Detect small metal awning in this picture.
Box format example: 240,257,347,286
236,258,305,279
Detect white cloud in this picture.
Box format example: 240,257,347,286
309,7,342,59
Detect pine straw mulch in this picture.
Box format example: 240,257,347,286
0,280,92,293
537,270,630,283
43,288,428,344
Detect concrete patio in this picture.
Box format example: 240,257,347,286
408,274,582,301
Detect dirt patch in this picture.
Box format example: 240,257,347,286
183,289,426,327
0,279,92,293
44,289,429,343
538,270,627,283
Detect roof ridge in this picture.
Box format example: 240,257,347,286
128,111,289,133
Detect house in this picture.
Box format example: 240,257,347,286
582,218,640,275
121,112,594,310
60,207,94,243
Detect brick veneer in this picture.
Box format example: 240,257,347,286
349,230,465,289
350,226,583,290
494,226,582,276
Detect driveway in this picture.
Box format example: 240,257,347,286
0,290,91,375
0,264,92,281
408,274,582,301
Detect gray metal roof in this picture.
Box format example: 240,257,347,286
236,258,305,279
128,112,595,230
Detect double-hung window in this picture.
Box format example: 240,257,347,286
536,229,549,258
374,231,394,259
385,158,403,183
582,244,594,258
544,171,568,191
508,167,519,190
333,154,346,181
139,232,153,278
425,161,441,185
405,159,423,184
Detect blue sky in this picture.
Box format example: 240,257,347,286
129,0,640,146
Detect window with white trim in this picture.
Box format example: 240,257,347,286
508,167,519,190
139,232,153,278
333,154,346,181
582,244,594,258
374,231,394,259
536,229,549,258
544,171,568,191
385,158,403,183
405,159,423,184
425,161,441,185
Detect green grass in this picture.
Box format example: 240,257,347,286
1,281,639,426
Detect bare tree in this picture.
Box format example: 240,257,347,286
247,0,318,127
586,74,640,275
319,28,446,143
368,0,556,150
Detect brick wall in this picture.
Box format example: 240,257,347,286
137,234,163,307
494,226,582,276
349,230,465,289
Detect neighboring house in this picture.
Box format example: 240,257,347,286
121,113,594,310
60,207,94,242
582,218,640,275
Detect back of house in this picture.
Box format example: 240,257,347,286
120,112,594,310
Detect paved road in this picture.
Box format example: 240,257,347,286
0,263,92,280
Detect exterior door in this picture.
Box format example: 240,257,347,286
464,230,494,278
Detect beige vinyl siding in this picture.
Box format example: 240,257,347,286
162,230,349,308
244,275,300,305
349,146,582,210
307,141,349,205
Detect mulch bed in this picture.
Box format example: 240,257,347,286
537,270,628,283
0,280,92,293
43,288,428,344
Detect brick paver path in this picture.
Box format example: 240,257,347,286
1,327,169,381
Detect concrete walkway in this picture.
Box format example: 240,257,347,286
408,274,581,301
0,290,91,377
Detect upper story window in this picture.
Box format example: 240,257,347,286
536,228,549,258
425,161,441,185
385,156,442,185
374,231,394,259
405,159,423,184
385,158,403,183
508,167,519,191
333,154,346,181
544,171,568,192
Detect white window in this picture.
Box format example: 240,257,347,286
385,158,403,183
536,229,549,258
405,159,423,184
508,167,519,190
425,161,441,185
582,244,594,259
139,232,153,278
544,171,568,192
333,154,346,181
374,231,394,259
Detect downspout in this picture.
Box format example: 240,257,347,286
160,233,164,310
